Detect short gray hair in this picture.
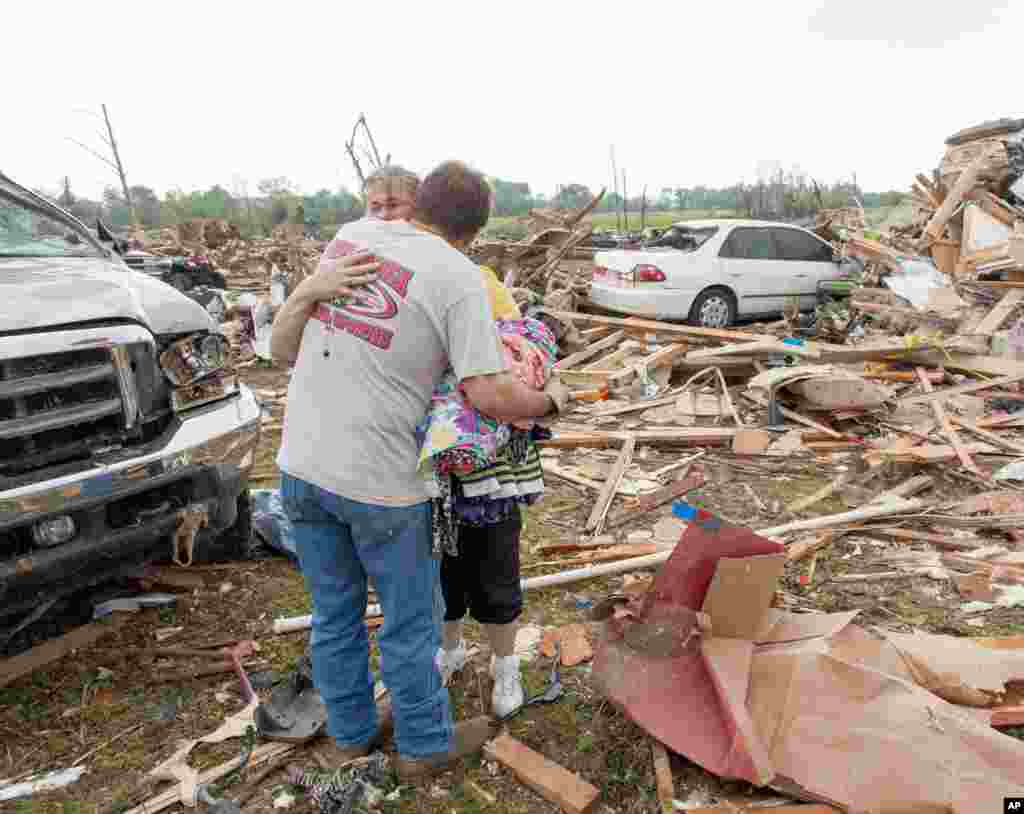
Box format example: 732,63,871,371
364,164,420,192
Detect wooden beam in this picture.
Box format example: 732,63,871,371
970,289,1024,336
554,330,626,370
483,734,599,814
966,188,1019,227
949,415,1024,455
916,367,983,476
1,612,128,688
585,437,635,534
603,473,705,531
924,149,995,242
898,373,1024,406
537,429,737,449
545,310,772,343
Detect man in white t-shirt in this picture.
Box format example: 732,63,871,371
271,161,567,779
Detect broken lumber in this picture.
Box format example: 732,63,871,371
741,391,843,439
483,734,599,814
538,429,737,448
595,394,679,417
603,473,704,530
546,310,772,343
869,528,982,551
924,148,995,242
684,806,837,814
585,437,635,533
122,742,295,814
950,416,1024,455
970,289,1024,336
867,475,934,504
898,373,1024,406
757,498,927,538
916,367,983,476
554,330,626,370
1,612,128,688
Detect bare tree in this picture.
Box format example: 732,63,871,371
344,114,388,194
67,105,137,225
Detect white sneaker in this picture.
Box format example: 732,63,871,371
437,641,467,686
491,655,525,719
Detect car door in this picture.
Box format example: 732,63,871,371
716,226,790,315
770,227,838,309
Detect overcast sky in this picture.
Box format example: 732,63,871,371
4,0,1018,202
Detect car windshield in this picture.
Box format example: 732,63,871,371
648,225,718,251
0,194,103,258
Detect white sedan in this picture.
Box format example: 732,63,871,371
588,219,853,328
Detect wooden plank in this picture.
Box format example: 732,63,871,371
650,740,674,814
916,367,983,476
596,394,679,417
685,340,820,362
950,416,1024,455
785,474,848,514
483,734,600,814
0,612,127,688
545,310,772,343
741,391,843,439
604,473,705,531
867,475,934,504
966,188,1018,226
869,528,981,551
970,289,1024,336
554,331,626,370
538,429,737,449
585,438,635,534
898,373,1024,406
924,148,995,242
607,343,687,386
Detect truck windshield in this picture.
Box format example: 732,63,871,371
0,197,103,258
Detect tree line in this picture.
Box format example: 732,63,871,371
38,172,906,237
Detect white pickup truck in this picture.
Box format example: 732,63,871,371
0,171,261,648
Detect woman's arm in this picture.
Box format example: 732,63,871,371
270,253,380,363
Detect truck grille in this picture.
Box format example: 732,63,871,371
0,348,129,476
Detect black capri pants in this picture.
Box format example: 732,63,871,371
440,510,523,625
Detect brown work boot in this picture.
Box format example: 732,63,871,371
318,695,395,764
394,716,496,780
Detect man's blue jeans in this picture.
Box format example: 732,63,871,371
281,473,453,758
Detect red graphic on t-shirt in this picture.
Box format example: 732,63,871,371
316,238,415,350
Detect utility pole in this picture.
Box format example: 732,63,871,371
640,185,647,231
610,145,621,232
622,170,628,233
101,105,136,226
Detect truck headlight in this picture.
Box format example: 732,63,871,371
159,333,231,387
159,332,237,412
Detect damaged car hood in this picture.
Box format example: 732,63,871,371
0,256,214,335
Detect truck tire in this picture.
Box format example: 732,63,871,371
689,287,736,329
192,490,254,563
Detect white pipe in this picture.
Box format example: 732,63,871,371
272,603,381,635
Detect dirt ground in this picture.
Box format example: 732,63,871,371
6,359,1024,814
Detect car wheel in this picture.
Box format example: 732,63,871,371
689,288,736,329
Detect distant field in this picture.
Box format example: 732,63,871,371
483,209,738,238
483,205,912,239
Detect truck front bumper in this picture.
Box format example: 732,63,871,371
0,385,261,619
